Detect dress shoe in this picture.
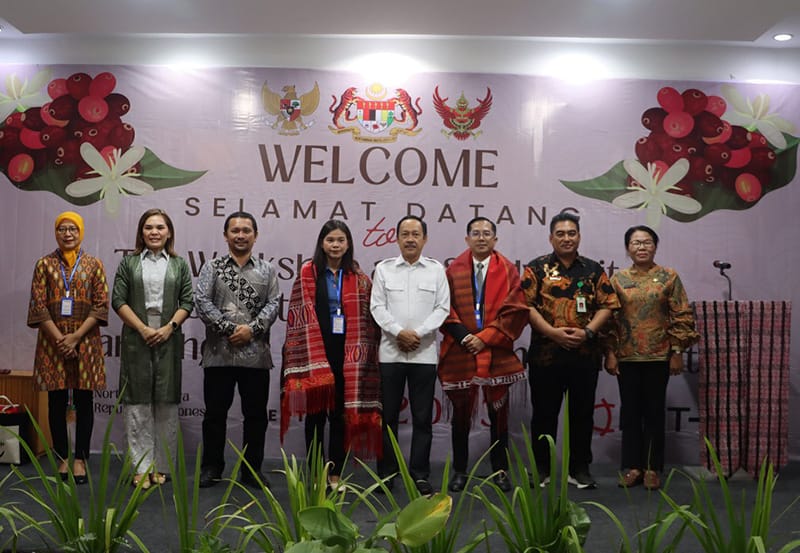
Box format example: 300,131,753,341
619,469,644,488
643,470,661,490
198,468,222,488
415,479,434,496
493,471,512,492
448,472,468,493
240,470,270,489
132,473,151,490
57,460,69,481
150,473,167,486
568,469,597,490
73,460,88,485
374,477,394,494
327,477,347,493
528,471,549,488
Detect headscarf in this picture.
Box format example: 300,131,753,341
54,211,85,269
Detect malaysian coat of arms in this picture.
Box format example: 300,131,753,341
328,83,422,143
262,82,320,135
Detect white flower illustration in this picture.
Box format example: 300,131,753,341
613,158,702,228
0,69,52,122
66,143,152,214
720,84,795,150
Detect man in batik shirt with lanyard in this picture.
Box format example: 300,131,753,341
439,217,529,493
195,211,281,488
522,212,619,489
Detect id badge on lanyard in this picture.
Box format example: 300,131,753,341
331,270,345,335
576,280,587,313
59,252,82,318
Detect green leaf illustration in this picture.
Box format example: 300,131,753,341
137,148,207,190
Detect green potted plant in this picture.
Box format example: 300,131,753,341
662,438,800,553
11,408,155,553
472,396,589,553
584,470,688,553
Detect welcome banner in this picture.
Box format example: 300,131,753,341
1,64,798,465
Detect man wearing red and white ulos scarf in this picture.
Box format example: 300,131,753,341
439,217,528,493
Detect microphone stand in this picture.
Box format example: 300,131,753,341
717,265,732,300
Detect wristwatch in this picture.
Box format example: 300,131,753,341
584,326,595,341
170,321,179,331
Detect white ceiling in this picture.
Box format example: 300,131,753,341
1,0,799,47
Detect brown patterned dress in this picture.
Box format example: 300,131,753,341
27,250,108,391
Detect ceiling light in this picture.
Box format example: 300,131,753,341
773,33,793,42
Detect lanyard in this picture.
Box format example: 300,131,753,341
473,270,484,310
473,268,484,329
59,251,83,298
334,269,343,315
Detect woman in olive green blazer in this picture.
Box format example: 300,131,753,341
112,209,193,488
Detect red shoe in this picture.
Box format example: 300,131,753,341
618,469,644,488
643,470,661,490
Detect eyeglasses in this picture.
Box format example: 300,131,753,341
56,226,80,235
630,240,655,248
469,231,495,239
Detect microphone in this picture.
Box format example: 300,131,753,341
713,260,732,270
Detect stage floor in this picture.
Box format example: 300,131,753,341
3,456,800,552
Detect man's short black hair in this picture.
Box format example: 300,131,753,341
396,215,427,237
549,211,580,234
466,216,496,236
224,211,258,233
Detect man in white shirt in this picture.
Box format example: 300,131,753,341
370,215,450,494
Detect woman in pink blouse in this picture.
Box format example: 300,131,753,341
605,225,699,491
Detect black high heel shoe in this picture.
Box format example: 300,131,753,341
73,459,88,485
57,460,69,482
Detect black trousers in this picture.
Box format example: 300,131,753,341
304,334,346,476
617,360,669,472
450,389,509,473
378,362,437,481
201,366,269,474
48,389,93,460
529,352,599,474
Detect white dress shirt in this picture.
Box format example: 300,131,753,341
141,249,169,315
473,255,491,284
370,254,450,364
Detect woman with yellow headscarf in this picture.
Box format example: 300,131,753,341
27,211,109,484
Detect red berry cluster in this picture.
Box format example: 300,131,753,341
0,72,135,185
634,86,775,203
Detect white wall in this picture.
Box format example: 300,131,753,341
1,35,799,83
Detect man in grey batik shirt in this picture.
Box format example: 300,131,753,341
194,211,280,488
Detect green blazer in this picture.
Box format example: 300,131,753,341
112,253,194,404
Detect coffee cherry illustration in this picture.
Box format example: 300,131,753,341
105,93,131,117
78,95,109,123
47,78,69,100
681,89,708,115
88,72,116,98
705,95,727,117
657,87,684,113
641,107,667,131
66,73,92,100
724,147,753,169
8,153,35,182
663,111,694,138
734,173,762,202
726,126,751,149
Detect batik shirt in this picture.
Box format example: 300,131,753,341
522,252,619,366
195,254,280,369
610,264,699,361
